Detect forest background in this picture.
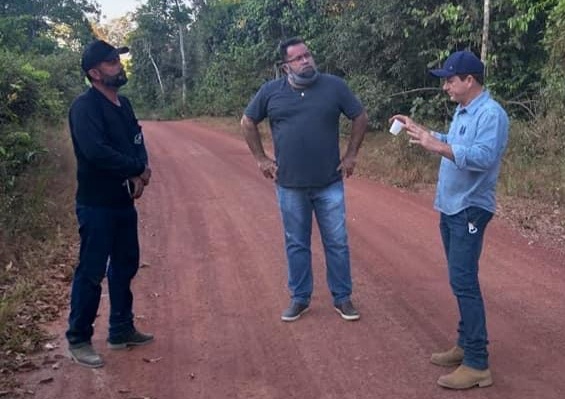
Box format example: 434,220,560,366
0,0,564,389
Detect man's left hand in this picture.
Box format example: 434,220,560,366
390,114,452,159
129,176,145,199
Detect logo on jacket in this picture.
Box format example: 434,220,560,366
134,133,143,144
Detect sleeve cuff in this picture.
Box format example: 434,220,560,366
432,131,447,142
451,144,466,168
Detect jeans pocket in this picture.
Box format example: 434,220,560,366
464,206,493,233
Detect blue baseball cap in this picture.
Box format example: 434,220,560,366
81,40,129,72
429,51,484,78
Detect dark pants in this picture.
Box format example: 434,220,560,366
66,204,140,346
440,206,493,370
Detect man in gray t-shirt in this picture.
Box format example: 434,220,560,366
241,37,368,322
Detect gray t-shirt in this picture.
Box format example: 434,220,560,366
244,73,363,188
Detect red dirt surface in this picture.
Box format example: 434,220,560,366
16,120,564,399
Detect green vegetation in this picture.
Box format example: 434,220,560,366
0,0,94,385
125,0,564,204
0,0,564,388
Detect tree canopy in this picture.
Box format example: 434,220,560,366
115,0,565,125
1,0,565,186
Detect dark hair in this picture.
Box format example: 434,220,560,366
278,37,305,61
457,73,484,85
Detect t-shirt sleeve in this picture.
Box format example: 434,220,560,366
244,83,269,123
336,78,364,120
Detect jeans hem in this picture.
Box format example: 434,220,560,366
333,297,351,306
290,298,310,306
462,360,489,370
68,340,92,349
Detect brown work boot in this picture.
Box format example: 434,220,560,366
430,346,464,367
437,365,493,389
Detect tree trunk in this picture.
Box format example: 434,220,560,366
144,40,165,101
173,0,187,109
481,0,490,69
178,22,187,108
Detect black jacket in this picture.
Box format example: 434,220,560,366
69,87,148,207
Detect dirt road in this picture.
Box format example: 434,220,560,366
20,120,564,399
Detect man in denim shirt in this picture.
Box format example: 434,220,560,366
392,51,509,389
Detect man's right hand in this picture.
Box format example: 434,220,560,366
241,115,276,179
129,176,145,199
257,156,277,179
140,166,152,186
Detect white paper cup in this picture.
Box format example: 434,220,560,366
389,119,404,135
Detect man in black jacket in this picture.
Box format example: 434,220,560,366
66,40,153,368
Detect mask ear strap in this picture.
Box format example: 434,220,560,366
275,60,288,75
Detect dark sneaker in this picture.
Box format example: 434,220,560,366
281,301,309,322
69,343,104,368
334,300,360,321
107,330,154,350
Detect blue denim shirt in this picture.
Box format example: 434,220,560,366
432,91,509,215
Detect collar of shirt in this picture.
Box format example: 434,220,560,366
455,90,490,116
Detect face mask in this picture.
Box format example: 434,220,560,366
288,68,319,87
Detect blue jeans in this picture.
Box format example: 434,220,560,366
440,206,493,370
66,204,140,346
276,180,352,306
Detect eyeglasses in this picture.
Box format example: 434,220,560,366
284,52,312,64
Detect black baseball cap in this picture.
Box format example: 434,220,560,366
81,40,129,72
429,50,484,78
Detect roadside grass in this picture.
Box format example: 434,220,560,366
0,125,76,391
193,115,564,248
197,114,563,202
353,131,439,188
502,114,564,204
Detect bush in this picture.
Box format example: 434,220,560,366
0,51,65,125
0,48,78,196
501,114,565,204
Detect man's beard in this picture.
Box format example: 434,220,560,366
102,69,128,88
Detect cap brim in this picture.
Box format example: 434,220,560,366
103,46,129,61
429,68,455,78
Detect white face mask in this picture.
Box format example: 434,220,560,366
287,68,319,87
